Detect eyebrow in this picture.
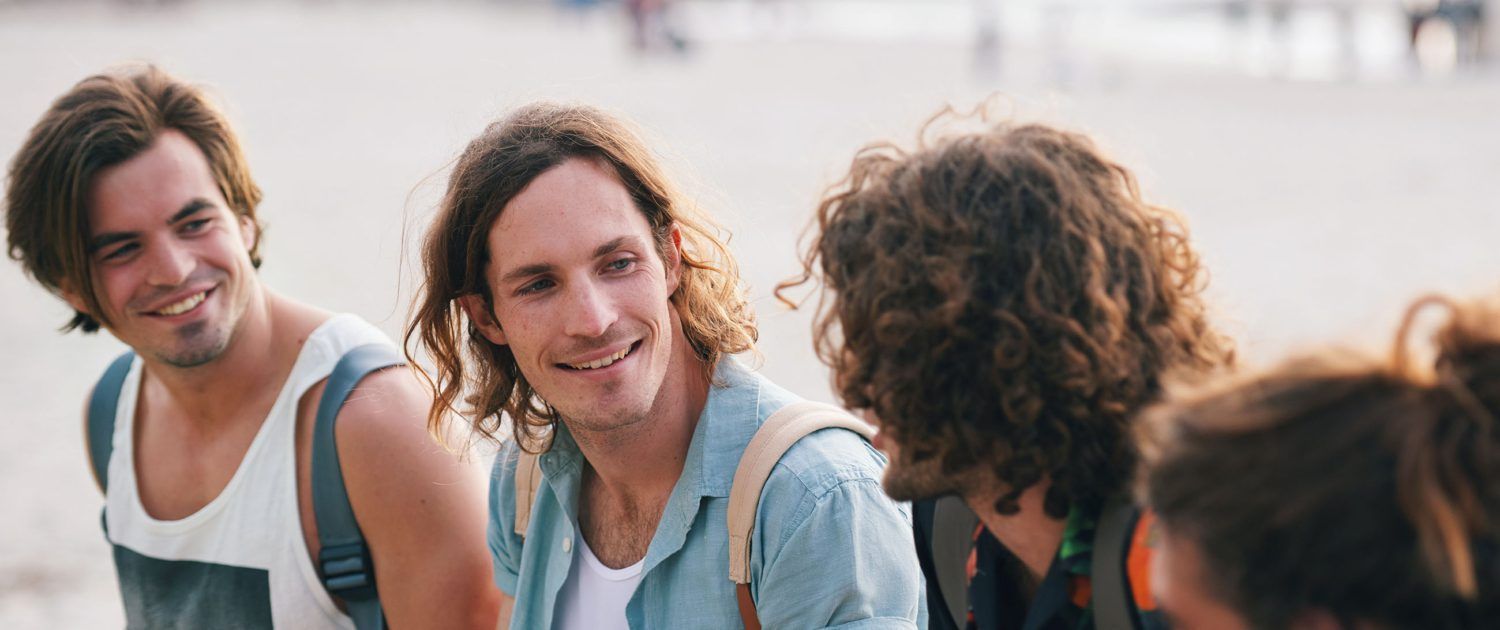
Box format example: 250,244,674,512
592,236,631,259
86,198,215,254
498,236,641,284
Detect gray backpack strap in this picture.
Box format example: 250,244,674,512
1090,493,1143,630
86,351,136,493
313,343,403,630
931,496,980,629
726,401,876,630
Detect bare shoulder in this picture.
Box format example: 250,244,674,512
330,365,445,462
317,362,500,628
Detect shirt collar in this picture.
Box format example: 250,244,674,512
644,356,765,570
690,356,765,498
538,356,772,571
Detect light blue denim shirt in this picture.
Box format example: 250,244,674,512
488,357,926,628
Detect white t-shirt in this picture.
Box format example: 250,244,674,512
552,533,645,630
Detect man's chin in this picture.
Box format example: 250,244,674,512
156,344,229,368
552,397,654,437
880,468,962,503
153,327,233,368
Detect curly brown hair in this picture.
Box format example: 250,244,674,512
1140,295,1500,629
777,107,1232,518
407,102,757,450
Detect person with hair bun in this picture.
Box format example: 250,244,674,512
1140,295,1500,630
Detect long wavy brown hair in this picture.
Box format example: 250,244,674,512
1140,295,1500,629
6,64,264,333
407,102,756,449
777,106,1232,518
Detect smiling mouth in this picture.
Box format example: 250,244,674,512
563,341,641,371
149,289,210,317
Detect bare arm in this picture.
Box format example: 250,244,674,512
335,367,502,629
496,593,514,630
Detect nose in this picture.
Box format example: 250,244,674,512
561,278,618,339
144,240,194,288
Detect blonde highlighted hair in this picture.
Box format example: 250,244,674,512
406,102,756,450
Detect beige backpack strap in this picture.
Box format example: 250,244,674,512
513,449,544,537
727,401,876,629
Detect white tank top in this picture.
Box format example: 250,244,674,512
552,534,644,630
104,314,391,629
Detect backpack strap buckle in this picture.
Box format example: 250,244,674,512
319,542,377,601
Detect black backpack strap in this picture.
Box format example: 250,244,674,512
1091,493,1143,630
86,351,136,493
313,343,403,630
930,495,980,629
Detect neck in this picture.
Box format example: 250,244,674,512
964,481,1066,582
568,325,711,505
139,286,289,424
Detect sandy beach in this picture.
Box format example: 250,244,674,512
1,1,1497,626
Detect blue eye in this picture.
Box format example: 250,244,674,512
517,278,554,296
607,258,635,272
181,218,211,233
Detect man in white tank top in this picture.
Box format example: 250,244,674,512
4,65,501,628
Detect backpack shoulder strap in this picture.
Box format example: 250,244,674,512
312,343,403,630
513,448,544,537
931,495,980,629
726,400,876,630
86,351,136,493
1090,492,1143,630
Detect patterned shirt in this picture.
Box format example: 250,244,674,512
917,499,1165,630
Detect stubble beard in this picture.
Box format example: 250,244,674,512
880,451,969,503
154,319,235,368
548,374,661,447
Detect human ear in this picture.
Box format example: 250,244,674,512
238,214,256,251
664,224,684,294
57,277,93,317
458,294,508,346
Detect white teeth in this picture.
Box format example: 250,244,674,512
569,345,632,370
155,291,206,316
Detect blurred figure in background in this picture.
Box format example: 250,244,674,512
780,106,1233,630
626,0,688,53
973,0,1004,80
1405,0,1488,71
1140,295,1500,629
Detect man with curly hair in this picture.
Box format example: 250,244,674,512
780,111,1232,630
407,102,924,629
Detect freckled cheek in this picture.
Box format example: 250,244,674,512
502,314,547,355
613,277,671,326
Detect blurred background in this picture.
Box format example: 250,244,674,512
1,0,1496,625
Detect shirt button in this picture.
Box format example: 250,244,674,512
562,537,573,553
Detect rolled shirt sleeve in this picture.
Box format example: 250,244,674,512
487,443,524,596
